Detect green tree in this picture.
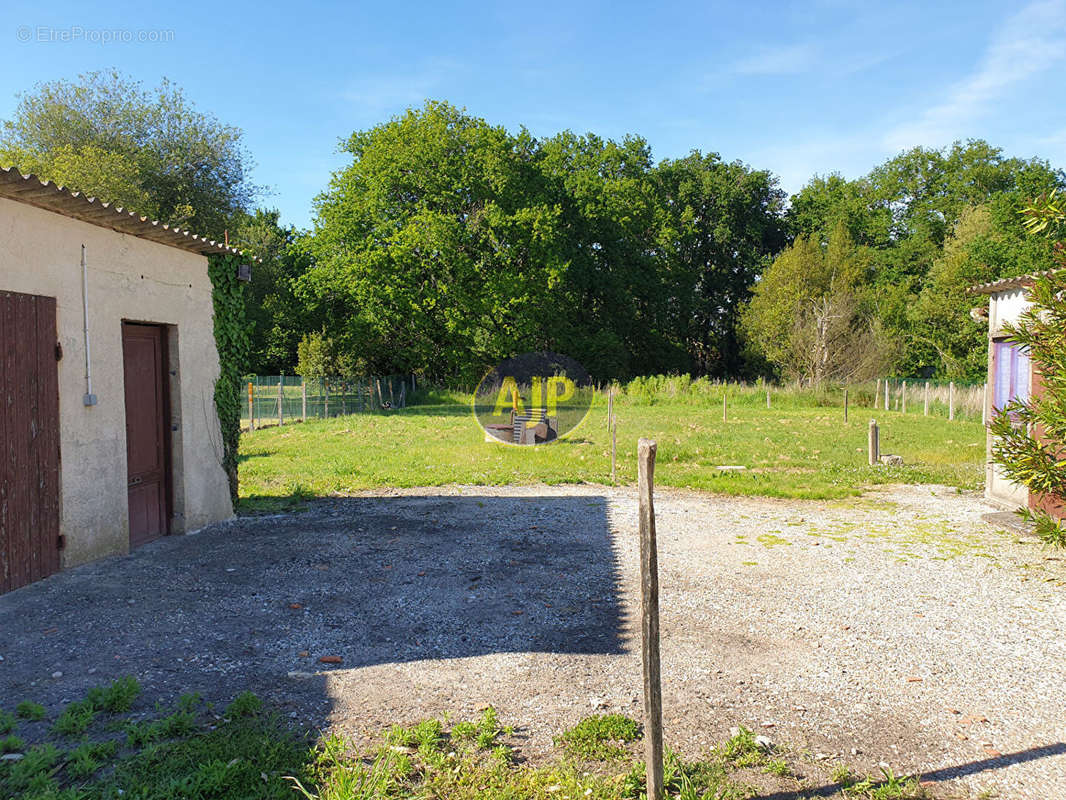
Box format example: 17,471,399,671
651,152,786,376
307,102,578,384
786,140,1065,377
230,210,317,374
0,70,257,236
741,225,893,382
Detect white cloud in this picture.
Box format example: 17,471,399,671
340,59,461,118
731,43,819,76
884,0,1066,151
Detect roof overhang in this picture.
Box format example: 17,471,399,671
968,270,1057,295
0,166,247,259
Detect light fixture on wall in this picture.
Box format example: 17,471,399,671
237,263,252,282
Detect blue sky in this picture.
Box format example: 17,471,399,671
2,0,1065,231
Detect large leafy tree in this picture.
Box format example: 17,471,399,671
0,70,257,236
651,152,786,376
230,210,317,374
741,225,893,383
784,141,1064,377
306,101,571,384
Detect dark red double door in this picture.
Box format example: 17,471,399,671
121,323,170,548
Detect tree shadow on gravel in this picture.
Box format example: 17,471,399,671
0,494,624,730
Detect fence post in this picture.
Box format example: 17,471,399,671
874,379,880,409
248,382,254,432
982,382,988,426
766,389,771,409
607,388,613,433
302,382,307,422
868,420,879,466
278,381,284,426
611,421,617,483
844,388,848,423
884,380,889,412
949,382,955,421
324,379,330,418
638,438,664,800
924,381,929,416
722,392,727,422
901,381,907,415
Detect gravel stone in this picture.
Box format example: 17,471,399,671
0,482,1062,798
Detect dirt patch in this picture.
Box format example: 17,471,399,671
1,484,1063,798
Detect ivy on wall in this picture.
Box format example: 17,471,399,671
207,254,250,503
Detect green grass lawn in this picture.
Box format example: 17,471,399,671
238,389,985,512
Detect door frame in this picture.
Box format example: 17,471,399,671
121,321,173,544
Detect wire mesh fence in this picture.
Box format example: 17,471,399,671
240,375,414,429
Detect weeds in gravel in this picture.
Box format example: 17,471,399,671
556,714,640,760
51,699,97,737
0,710,15,735
844,767,928,799
1,685,939,800
16,701,46,721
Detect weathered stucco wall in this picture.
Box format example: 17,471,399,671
0,197,233,568
985,288,1031,510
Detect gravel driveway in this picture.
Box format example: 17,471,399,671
2,483,1064,798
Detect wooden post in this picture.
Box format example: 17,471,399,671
844,388,848,423
901,381,907,415
982,382,988,426
949,382,955,421
638,439,664,800
924,381,929,416
884,381,890,411
389,378,395,407
607,388,614,433
874,379,880,409
722,392,727,422
248,382,255,432
278,381,284,426
301,382,307,422
868,419,879,466
376,378,384,409
610,421,617,483
766,389,771,409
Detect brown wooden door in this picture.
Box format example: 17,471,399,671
122,323,169,548
0,291,61,594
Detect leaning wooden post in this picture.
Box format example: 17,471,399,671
868,419,879,466
901,381,907,415
278,381,284,426
924,381,929,416
247,382,255,432
949,382,955,421
637,439,664,800
843,388,849,423
301,382,307,422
